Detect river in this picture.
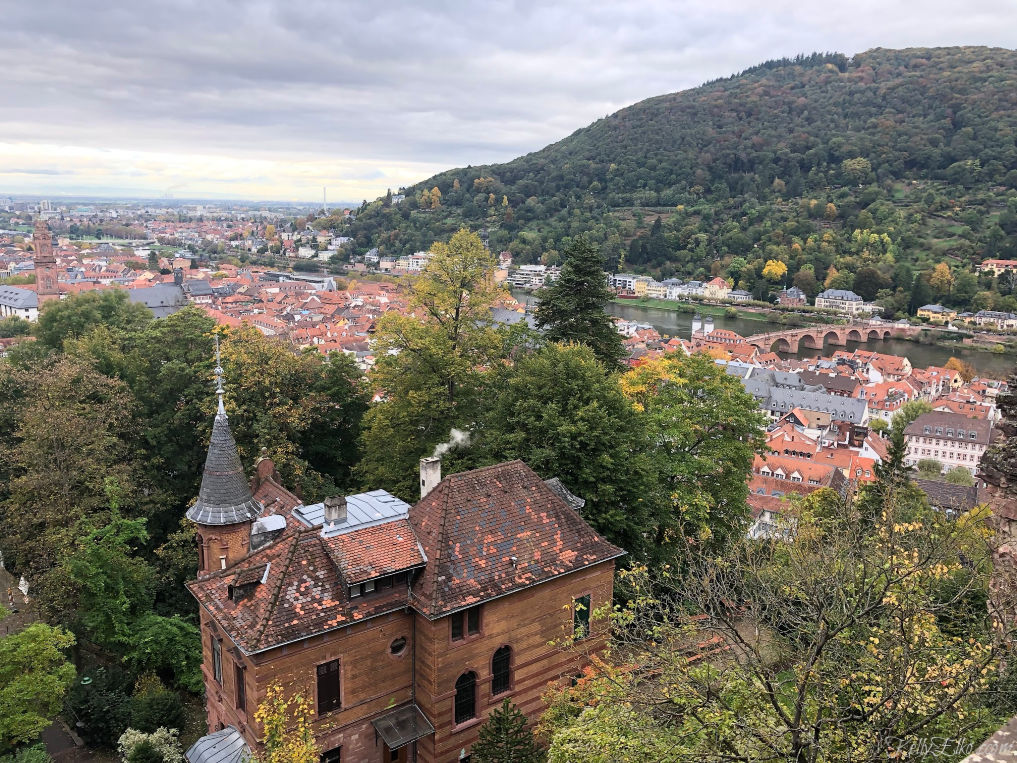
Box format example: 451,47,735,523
512,291,1015,378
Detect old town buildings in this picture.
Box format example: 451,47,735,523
184,385,623,762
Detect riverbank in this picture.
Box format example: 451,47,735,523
609,296,843,327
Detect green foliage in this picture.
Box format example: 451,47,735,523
891,399,934,437
472,698,544,763
620,352,767,558
66,668,133,748
126,740,164,763
469,343,654,556
0,317,31,338
60,510,153,647
944,466,976,486
541,469,1006,761
0,745,52,763
534,237,625,369
129,681,185,735
34,290,151,350
916,457,944,475
122,615,202,694
0,623,75,750
357,228,507,498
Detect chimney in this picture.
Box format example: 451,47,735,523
420,456,441,499
323,495,347,525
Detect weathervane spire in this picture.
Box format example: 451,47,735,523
214,334,226,415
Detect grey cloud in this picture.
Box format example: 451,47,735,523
2,0,1016,197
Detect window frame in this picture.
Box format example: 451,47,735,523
454,671,477,725
234,661,246,713
491,645,512,697
211,637,222,684
316,658,342,716
450,605,482,643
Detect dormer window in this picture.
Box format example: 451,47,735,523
924,426,931,434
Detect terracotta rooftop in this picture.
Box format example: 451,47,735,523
408,461,624,619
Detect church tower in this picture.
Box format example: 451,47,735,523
32,218,59,303
186,342,261,575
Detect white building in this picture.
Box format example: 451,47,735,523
903,412,992,476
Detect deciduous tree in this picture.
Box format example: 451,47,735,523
620,352,766,560
0,616,75,750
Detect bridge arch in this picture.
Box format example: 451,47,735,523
772,337,792,353
823,330,841,346
867,328,890,341
847,329,863,342
799,332,822,349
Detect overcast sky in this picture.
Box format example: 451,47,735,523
2,1,1015,202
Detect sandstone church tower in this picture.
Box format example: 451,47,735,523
33,218,59,303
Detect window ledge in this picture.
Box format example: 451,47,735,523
452,718,483,734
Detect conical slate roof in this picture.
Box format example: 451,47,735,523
186,402,261,525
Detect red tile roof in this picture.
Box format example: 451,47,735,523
188,527,410,654
324,519,426,584
408,461,624,618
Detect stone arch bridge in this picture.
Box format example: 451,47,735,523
745,322,919,354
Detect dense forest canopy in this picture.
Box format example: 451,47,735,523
338,46,1017,315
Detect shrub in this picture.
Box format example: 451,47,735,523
130,689,184,734
117,728,184,763
126,741,163,763
66,669,132,748
0,745,53,763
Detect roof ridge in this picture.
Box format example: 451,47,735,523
251,530,310,650
445,459,524,480
427,480,454,618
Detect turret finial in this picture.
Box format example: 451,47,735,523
214,334,226,415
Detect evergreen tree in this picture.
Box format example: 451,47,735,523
534,237,625,369
471,698,543,763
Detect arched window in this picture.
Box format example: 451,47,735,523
454,672,476,724
492,646,511,696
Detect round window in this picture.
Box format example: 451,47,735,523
390,636,407,655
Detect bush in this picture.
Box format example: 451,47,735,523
0,745,53,763
117,729,184,763
130,689,184,734
126,741,163,763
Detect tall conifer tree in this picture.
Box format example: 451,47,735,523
534,238,625,369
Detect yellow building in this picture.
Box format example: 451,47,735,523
917,304,956,324
702,277,731,300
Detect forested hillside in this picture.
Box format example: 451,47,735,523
337,46,1017,316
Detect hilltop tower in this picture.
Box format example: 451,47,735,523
186,342,261,574
33,218,59,303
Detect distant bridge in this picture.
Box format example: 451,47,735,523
744,321,920,354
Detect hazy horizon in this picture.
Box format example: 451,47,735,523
3,1,1016,201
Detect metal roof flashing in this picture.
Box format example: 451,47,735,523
294,489,410,537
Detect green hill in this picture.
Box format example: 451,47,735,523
338,46,1017,316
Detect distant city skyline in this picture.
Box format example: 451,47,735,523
3,0,1015,201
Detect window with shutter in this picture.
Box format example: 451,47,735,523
234,663,246,711
317,659,341,714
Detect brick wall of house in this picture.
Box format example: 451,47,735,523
198,560,615,763
201,607,416,762
414,560,616,763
